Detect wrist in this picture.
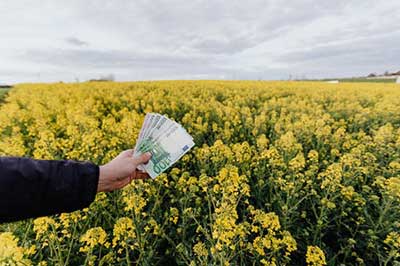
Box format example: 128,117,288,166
98,164,111,192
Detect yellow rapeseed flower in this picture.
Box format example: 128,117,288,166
79,227,109,252
306,246,327,266
0,232,32,266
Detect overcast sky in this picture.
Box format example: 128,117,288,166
1,0,399,83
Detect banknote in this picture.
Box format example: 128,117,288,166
134,113,153,152
142,113,158,141
133,113,195,178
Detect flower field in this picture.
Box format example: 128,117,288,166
0,80,400,265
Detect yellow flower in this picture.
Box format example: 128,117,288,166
289,152,306,171
384,232,400,258
112,217,136,250
80,227,109,252
249,208,297,262
250,209,281,232
306,246,326,266
319,163,342,190
0,232,32,266
33,217,58,241
256,134,269,151
33,217,55,235
340,186,355,200
385,177,400,199
169,207,179,224
193,242,208,257
122,187,147,215
307,150,319,163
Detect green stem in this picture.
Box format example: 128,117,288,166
64,222,78,266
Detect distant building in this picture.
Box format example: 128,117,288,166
396,77,400,84
363,70,400,81
326,80,339,84
387,70,400,76
88,79,111,82
89,74,115,82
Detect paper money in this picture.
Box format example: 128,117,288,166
134,113,195,178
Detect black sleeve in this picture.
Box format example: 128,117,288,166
0,157,99,223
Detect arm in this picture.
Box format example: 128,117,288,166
0,157,98,223
0,150,151,223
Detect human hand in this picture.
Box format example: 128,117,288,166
97,150,152,192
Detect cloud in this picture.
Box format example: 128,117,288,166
0,0,399,83
65,37,88,47
273,29,400,78
22,48,216,69
279,32,400,63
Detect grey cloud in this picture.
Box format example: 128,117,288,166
152,1,351,55
278,32,400,64
65,37,88,46
72,0,353,56
1,0,400,83
274,35,400,78
22,48,217,69
190,36,254,55
19,46,285,81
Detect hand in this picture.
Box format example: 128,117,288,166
97,150,152,192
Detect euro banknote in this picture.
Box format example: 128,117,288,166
133,113,194,178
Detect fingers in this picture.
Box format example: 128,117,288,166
130,171,150,180
133,152,152,165
123,149,135,157
116,178,130,189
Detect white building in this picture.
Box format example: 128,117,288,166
397,77,400,84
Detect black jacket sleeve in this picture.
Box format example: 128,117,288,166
0,157,99,223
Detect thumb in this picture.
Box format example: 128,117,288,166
133,152,152,165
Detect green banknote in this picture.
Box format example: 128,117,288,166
134,113,194,178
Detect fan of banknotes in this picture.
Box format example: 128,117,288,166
133,113,195,178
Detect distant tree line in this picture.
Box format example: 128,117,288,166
368,70,400,77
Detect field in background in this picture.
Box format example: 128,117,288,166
0,88,9,102
0,81,399,266
312,78,397,83
338,78,397,83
